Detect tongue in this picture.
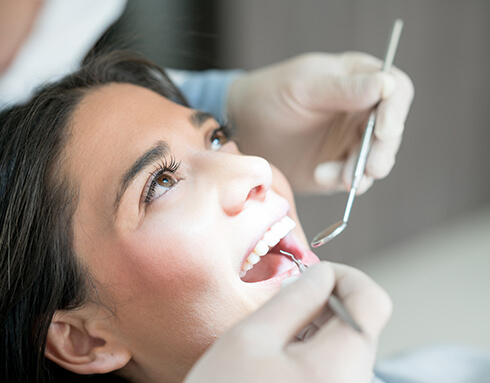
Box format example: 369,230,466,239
241,253,294,283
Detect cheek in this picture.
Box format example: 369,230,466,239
109,216,249,343
117,226,206,296
113,204,231,302
270,164,308,244
98,234,236,359
271,164,295,207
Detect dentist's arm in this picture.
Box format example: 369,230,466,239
184,262,392,383
228,52,414,194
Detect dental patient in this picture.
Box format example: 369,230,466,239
0,51,391,383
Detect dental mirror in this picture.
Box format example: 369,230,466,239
311,19,404,248
311,220,347,248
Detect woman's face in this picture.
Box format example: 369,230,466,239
65,83,319,379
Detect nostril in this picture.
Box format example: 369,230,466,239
221,156,272,216
246,184,266,202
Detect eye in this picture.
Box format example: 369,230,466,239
210,129,228,151
144,159,181,204
210,124,234,151
144,171,178,204
156,172,177,189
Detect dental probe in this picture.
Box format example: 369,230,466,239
279,250,362,333
311,19,404,248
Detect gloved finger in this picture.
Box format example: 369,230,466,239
342,149,375,194
365,136,402,179
297,264,391,356
341,150,357,189
343,50,383,72
293,306,336,342
344,52,413,140
343,51,400,100
293,314,377,383
314,161,344,192
309,71,396,113
232,262,335,350
356,175,375,195
289,263,391,369
374,67,414,141
327,263,392,340
320,51,397,109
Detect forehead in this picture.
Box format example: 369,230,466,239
66,82,192,171
65,83,194,227
70,82,190,144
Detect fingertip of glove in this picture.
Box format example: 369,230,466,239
314,162,343,185
375,121,404,141
378,73,396,99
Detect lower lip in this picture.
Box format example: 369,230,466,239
244,263,301,287
297,248,321,267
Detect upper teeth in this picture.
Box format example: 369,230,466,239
240,216,296,277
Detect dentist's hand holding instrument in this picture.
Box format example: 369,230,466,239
185,262,392,383
280,250,362,335
312,19,404,247
228,24,413,196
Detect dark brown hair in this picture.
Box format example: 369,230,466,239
0,51,187,382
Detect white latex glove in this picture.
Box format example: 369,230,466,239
228,52,414,194
184,262,392,383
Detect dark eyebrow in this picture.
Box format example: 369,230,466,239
189,110,215,129
113,141,169,214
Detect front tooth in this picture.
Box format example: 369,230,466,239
282,216,296,232
242,261,253,272
247,252,261,265
271,216,296,239
263,230,280,247
254,240,269,256
271,220,289,238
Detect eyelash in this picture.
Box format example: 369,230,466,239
143,157,181,204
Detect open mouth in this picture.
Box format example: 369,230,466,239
240,216,306,283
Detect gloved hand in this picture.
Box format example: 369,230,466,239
228,52,414,194
184,262,392,383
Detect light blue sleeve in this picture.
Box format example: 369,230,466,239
374,345,490,383
167,69,244,121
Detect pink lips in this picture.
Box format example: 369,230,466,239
240,228,321,285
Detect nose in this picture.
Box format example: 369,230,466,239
218,154,273,216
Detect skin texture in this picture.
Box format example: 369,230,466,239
48,83,314,382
